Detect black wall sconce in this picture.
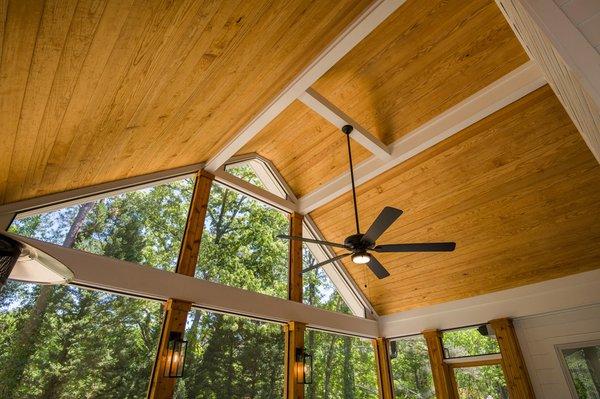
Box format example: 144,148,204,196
164,332,188,378
296,347,313,384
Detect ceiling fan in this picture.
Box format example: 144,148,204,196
278,125,456,279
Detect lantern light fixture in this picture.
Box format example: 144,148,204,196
163,332,188,378
295,347,313,384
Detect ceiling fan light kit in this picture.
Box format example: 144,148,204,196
278,125,456,279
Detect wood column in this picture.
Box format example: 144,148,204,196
489,318,535,398
176,170,214,276
373,338,394,399
148,299,192,399
423,330,455,399
148,170,213,398
288,212,304,302
284,321,306,399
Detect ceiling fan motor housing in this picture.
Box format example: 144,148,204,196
344,234,373,251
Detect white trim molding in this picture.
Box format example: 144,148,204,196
298,89,391,159
204,0,408,172
297,61,546,213
379,268,600,338
11,234,380,338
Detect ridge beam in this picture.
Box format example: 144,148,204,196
204,0,408,172
299,88,391,159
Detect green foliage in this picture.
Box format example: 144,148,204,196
390,337,435,399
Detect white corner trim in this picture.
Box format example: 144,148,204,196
378,268,600,338
297,61,546,213
299,89,391,159
11,234,379,338
204,0,408,172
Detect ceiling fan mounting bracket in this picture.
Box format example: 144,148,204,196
342,124,353,135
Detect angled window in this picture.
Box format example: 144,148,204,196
224,157,289,199
9,177,195,271
303,244,352,315
304,329,378,398
0,281,163,398
389,335,435,398
196,179,289,298
176,309,284,398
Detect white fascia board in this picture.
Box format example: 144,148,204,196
379,268,600,338
12,234,379,338
0,162,204,218
297,61,546,213
213,169,298,214
299,89,391,159
204,0,408,172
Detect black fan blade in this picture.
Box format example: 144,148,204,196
366,256,390,279
277,235,348,249
373,242,456,253
302,253,350,273
361,207,403,244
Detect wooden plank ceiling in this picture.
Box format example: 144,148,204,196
0,0,371,204
239,0,528,197
311,86,600,315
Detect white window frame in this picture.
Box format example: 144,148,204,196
556,339,600,399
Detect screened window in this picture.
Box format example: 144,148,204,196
560,342,600,399
303,245,352,315
224,161,288,199
304,329,378,398
442,325,501,359
196,180,289,298
389,335,435,398
175,309,284,399
452,364,509,399
9,177,195,271
0,281,163,398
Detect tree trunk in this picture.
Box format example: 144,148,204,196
342,336,355,398
323,335,337,399
0,203,93,399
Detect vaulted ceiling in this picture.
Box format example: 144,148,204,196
2,0,599,315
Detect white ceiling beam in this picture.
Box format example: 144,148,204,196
213,168,298,213
297,61,546,214
299,88,391,159
11,234,379,338
204,0,408,173
379,268,600,338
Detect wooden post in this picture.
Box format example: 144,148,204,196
148,299,192,399
489,318,535,398
148,170,213,398
284,321,306,399
288,212,304,302
176,170,214,276
423,330,455,399
373,338,394,399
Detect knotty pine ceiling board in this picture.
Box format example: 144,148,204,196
0,0,372,204
310,86,600,315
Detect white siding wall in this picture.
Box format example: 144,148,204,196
553,0,600,52
514,304,600,398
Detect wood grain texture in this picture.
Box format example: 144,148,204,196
240,0,528,198
176,170,214,277
239,100,370,197
373,338,394,399
423,330,455,399
310,0,529,145
288,212,304,302
0,0,372,204
148,299,192,399
489,318,535,398
310,85,600,315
